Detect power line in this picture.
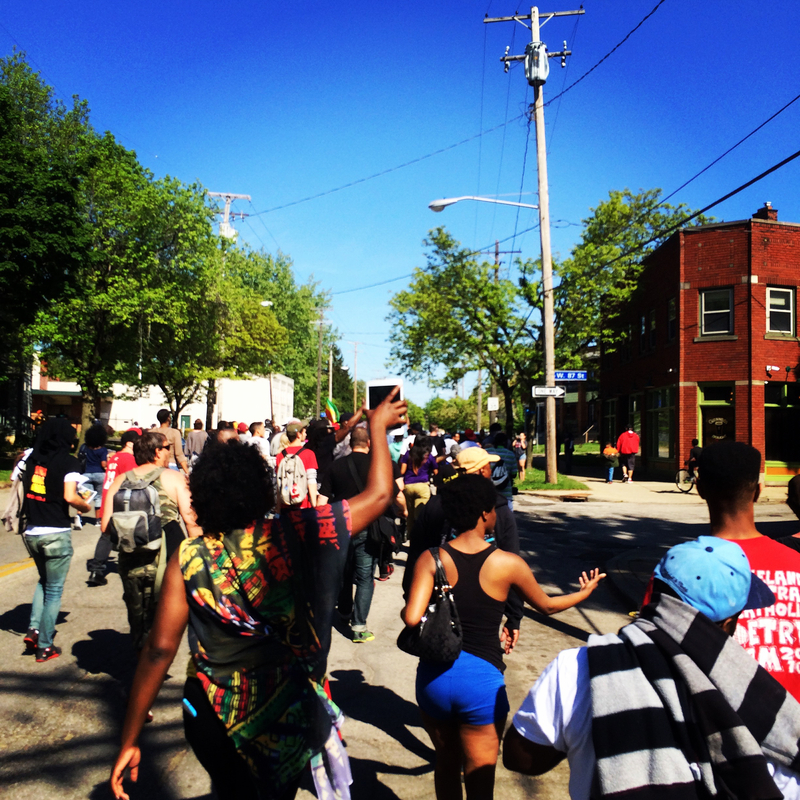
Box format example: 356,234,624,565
249,115,524,217
544,0,669,108
660,89,800,205
596,146,800,272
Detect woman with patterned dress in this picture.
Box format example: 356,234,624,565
110,391,407,800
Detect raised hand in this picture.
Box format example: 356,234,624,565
578,568,606,595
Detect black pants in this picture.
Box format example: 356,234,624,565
182,677,301,800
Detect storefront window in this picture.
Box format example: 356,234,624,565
629,394,641,436
699,383,735,445
646,388,674,458
603,399,616,446
764,382,800,463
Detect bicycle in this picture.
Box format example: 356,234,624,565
675,464,696,493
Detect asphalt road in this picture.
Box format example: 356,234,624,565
1,489,797,799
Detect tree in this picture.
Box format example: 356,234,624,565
423,395,476,432
388,228,528,434
222,247,328,416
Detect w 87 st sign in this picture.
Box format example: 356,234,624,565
554,370,587,381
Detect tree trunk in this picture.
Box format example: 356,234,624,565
79,395,94,446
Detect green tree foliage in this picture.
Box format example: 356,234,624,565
388,228,526,433
223,247,328,416
423,396,477,433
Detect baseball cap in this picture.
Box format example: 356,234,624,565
126,426,143,436
653,536,775,623
286,419,309,434
237,422,248,433
456,448,500,474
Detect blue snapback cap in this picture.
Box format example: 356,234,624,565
653,536,774,623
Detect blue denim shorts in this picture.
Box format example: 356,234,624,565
416,650,509,726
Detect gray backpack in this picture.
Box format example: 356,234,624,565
107,468,165,553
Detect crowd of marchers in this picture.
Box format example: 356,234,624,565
5,394,800,800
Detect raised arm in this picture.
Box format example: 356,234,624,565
347,387,407,535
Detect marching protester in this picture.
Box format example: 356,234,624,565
110,389,407,800
20,419,92,662
504,537,800,799
402,472,604,800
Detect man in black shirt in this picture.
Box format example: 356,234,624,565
688,438,702,479
329,427,380,642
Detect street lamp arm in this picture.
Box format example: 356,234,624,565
428,196,539,212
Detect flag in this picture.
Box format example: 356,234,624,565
325,397,340,423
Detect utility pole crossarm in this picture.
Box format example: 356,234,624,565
501,49,571,63
484,9,585,24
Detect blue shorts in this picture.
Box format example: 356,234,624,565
416,650,509,726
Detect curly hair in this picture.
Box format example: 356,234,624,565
439,473,496,533
190,440,274,534
84,423,108,448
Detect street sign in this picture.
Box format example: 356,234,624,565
487,397,499,411
532,385,566,398
554,370,587,381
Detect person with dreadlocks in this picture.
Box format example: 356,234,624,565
20,418,92,662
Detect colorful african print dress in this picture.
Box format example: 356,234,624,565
179,502,353,799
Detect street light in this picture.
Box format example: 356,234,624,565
428,192,557,484
429,195,538,213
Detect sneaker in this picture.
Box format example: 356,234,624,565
352,630,375,643
35,645,61,662
87,571,108,586
24,628,39,652
72,515,83,530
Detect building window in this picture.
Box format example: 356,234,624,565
764,382,800,463
639,314,646,353
667,297,677,342
767,287,795,334
700,288,733,335
629,394,641,435
646,387,674,459
649,310,656,350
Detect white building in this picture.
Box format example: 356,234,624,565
30,359,294,431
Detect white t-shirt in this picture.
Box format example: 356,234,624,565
512,647,800,800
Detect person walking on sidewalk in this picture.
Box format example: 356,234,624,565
616,424,640,483
600,443,619,484
21,418,92,662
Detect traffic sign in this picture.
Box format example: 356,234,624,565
486,397,499,411
554,370,587,381
532,385,566,398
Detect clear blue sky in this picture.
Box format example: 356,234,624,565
4,2,800,408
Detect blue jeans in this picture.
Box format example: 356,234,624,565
607,466,615,482
351,531,376,631
83,472,105,508
26,530,74,648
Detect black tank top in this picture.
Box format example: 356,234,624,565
441,542,506,672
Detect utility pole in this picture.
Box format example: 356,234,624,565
315,319,324,418
328,344,333,401
477,367,483,431
348,341,360,412
207,192,251,239
203,191,252,429
485,5,582,484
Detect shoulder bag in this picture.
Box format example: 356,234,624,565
397,546,462,663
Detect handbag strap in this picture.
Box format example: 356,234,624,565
346,456,366,493
429,546,451,590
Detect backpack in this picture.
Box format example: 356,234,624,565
277,448,309,506
107,468,165,553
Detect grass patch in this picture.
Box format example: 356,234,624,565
0,469,11,482
516,469,588,491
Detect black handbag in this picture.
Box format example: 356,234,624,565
397,547,462,663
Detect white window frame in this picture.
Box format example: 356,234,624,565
767,286,795,334
700,288,733,335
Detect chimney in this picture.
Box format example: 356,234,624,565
753,201,778,221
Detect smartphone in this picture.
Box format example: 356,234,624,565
366,379,404,410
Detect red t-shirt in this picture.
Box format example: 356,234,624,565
731,536,800,702
275,445,319,509
100,450,138,516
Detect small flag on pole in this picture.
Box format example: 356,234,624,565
325,397,340,423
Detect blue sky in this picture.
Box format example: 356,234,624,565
4,1,800,408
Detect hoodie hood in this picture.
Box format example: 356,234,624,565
30,418,77,465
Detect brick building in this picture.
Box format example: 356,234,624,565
599,203,800,484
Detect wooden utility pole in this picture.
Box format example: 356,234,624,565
348,341,360,411
485,5,582,483
313,319,324,418
327,345,333,401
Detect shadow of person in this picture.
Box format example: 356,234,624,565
328,669,434,762
0,603,70,654
73,628,138,686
